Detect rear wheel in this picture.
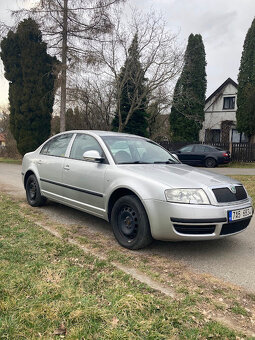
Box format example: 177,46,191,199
111,195,153,250
205,157,217,168
26,174,46,207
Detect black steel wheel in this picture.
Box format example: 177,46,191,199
111,195,153,249
205,157,217,168
25,174,46,207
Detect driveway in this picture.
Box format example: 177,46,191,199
1,163,255,292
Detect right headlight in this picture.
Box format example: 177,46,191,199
165,188,210,205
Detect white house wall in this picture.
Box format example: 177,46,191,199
200,83,237,142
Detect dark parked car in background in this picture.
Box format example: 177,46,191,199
176,144,231,167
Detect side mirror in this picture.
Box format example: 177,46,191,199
172,153,179,160
83,150,104,163
177,150,181,154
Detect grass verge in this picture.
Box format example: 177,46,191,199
222,162,255,168
0,193,249,339
0,157,21,164
230,175,255,206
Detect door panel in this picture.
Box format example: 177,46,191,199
37,155,65,196
37,133,73,198
192,145,208,165
178,145,195,165
62,159,106,215
61,133,107,216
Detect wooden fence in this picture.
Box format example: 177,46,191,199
159,141,255,162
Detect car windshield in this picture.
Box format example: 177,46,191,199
102,136,180,165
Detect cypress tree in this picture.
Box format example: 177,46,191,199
0,18,58,155
112,34,148,137
169,34,207,141
236,18,255,139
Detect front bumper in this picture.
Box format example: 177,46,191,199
144,198,253,241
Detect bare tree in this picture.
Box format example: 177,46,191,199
88,8,183,133
10,0,125,131
147,86,172,140
0,109,20,158
68,79,114,130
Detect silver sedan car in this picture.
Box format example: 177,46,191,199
22,130,253,249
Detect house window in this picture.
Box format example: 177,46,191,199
205,129,220,143
231,129,248,143
223,96,235,110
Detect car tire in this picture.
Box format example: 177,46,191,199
205,157,217,168
111,195,153,250
25,174,46,207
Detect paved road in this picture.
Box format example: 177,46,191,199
1,163,255,292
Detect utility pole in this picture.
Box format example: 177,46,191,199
60,0,68,132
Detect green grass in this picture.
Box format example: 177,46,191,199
230,175,255,206
230,302,250,317
222,162,255,168
0,157,22,164
0,193,244,339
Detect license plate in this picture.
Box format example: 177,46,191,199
228,207,253,222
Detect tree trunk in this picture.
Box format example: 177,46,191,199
60,0,68,132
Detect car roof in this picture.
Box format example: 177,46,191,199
58,130,145,139
182,144,215,148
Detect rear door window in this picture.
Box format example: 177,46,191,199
193,145,205,152
180,145,194,152
40,134,73,157
203,146,214,152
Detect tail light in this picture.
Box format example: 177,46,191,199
223,152,229,157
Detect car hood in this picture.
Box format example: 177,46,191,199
119,164,240,189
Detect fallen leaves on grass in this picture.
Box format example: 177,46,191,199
111,316,119,327
53,323,67,336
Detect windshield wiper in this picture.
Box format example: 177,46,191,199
154,159,176,164
118,161,151,164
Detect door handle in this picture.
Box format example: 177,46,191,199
64,164,70,170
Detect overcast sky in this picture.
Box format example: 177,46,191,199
0,0,255,107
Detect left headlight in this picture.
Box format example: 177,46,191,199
165,188,210,205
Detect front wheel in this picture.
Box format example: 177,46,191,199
111,195,153,250
25,174,46,207
205,157,217,168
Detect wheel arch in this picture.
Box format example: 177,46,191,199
107,188,143,221
24,170,36,189
204,156,217,167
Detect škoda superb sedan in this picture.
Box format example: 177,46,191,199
22,131,253,249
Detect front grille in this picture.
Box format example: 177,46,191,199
213,186,247,203
174,225,216,235
220,218,251,235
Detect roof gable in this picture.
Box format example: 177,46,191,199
206,78,238,104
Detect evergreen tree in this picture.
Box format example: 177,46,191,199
112,34,148,137
0,18,58,155
169,34,206,141
236,18,255,139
